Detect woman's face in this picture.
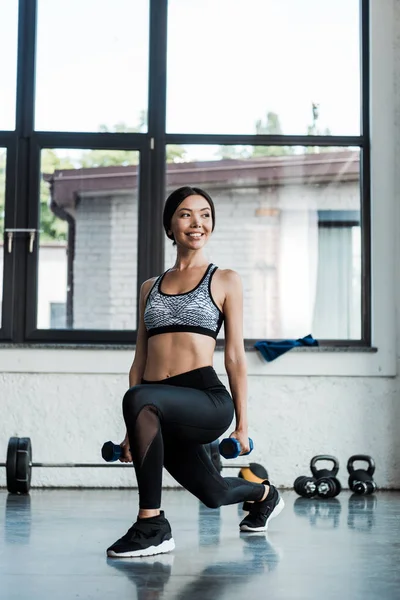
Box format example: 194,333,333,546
169,194,213,249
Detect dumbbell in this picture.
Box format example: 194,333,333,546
294,455,341,498
101,441,126,462
102,437,254,462
293,474,317,498
310,455,342,498
347,455,376,495
219,437,254,459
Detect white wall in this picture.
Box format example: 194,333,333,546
0,0,399,490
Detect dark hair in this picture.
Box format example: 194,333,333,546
163,186,215,243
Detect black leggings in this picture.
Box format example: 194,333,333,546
122,366,265,509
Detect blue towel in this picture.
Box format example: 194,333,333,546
254,334,319,362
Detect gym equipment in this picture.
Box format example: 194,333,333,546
347,455,376,495
2,437,133,495
219,437,253,459
310,455,342,498
102,441,125,462
238,462,269,483
102,437,253,464
293,475,317,498
2,436,268,494
6,438,32,495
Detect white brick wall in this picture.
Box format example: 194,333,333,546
73,193,138,329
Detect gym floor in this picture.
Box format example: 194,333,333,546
0,489,399,600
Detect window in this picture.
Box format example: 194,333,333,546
165,146,361,340
35,0,149,132
0,0,370,345
38,149,140,331
0,149,5,329
0,0,18,130
167,0,360,136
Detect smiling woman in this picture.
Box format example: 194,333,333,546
163,186,216,247
105,185,284,558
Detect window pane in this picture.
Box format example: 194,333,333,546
165,145,361,340
35,0,149,132
0,149,5,328
167,0,360,135
39,149,140,330
0,0,18,129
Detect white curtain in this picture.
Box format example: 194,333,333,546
312,226,361,339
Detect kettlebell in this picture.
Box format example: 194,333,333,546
347,455,376,495
310,455,342,498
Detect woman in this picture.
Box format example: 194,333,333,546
107,186,284,558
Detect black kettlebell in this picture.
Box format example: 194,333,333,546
310,455,342,498
347,455,376,495
293,475,317,498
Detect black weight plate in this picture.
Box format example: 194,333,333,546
16,438,32,495
6,437,19,494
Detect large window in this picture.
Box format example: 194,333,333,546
0,0,18,130
37,149,140,330
0,149,5,328
35,0,149,132
0,0,370,345
166,0,360,136
165,146,361,340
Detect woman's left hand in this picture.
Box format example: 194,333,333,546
229,429,250,455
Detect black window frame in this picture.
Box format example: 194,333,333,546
0,0,370,346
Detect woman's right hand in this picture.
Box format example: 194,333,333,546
119,433,133,463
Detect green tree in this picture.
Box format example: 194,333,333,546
40,150,75,241
81,121,186,167
217,112,294,160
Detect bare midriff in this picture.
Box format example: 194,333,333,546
142,332,216,381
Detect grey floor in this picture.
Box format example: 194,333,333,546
0,489,399,600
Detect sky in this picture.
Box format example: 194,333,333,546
0,0,361,160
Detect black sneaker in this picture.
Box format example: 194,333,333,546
239,481,284,532
107,511,175,558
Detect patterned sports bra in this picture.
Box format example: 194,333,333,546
144,264,224,339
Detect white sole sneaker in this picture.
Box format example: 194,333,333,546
107,537,175,558
240,497,285,532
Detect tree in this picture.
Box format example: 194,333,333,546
40,150,75,241
216,112,294,160
80,121,186,167
306,103,335,153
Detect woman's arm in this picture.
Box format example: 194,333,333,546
120,277,155,462
128,278,156,387
222,270,250,455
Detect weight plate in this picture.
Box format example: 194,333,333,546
238,462,269,483
6,437,19,494
16,438,32,495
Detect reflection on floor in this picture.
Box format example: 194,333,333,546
1,489,399,600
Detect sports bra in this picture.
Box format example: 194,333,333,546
144,263,224,339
